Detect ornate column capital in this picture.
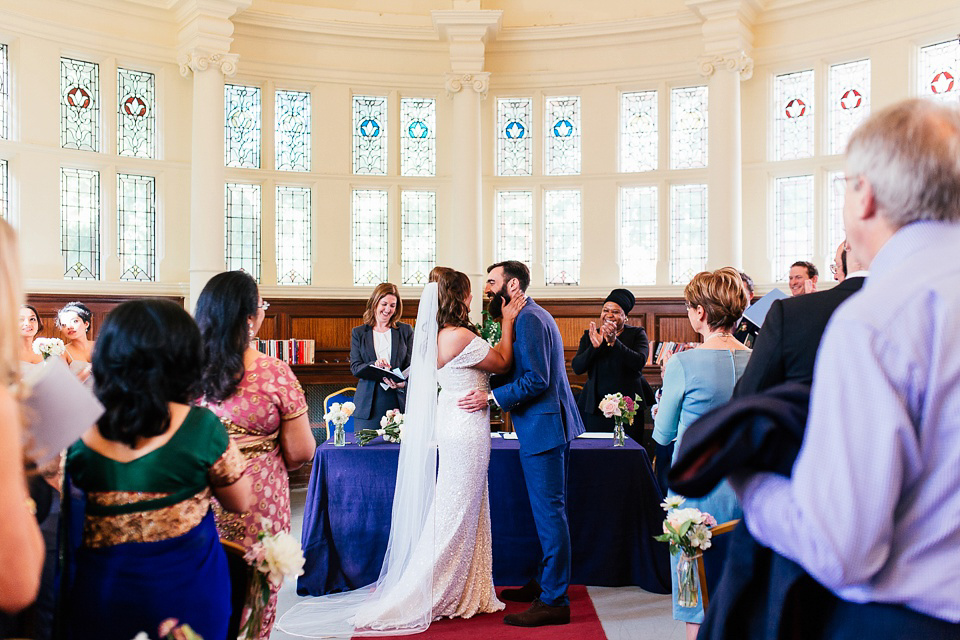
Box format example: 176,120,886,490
698,51,754,80
444,72,490,98
178,49,240,77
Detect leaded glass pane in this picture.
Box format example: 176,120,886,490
670,86,708,170
353,96,387,175
774,175,814,282
117,68,155,159
544,189,581,285
919,39,960,104
827,170,846,261
495,191,533,266
0,44,8,140
544,96,580,176
669,184,707,285
276,186,311,285
0,159,7,220
620,186,658,285
117,174,155,281
497,98,532,177
828,60,870,155
275,90,311,172
225,183,261,280
224,84,261,168
61,168,100,279
353,189,388,285
61,58,100,152
774,70,814,161
620,91,658,173
401,191,435,285
401,98,436,177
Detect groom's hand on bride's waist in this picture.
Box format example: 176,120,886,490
458,389,489,413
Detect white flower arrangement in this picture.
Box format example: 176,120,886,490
654,496,718,555
32,337,66,360
323,401,355,427
239,518,305,638
357,409,403,446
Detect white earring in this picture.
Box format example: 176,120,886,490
248,324,255,339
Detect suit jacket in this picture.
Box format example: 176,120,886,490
734,277,865,398
349,322,414,420
571,324,652,417
491,298,585,455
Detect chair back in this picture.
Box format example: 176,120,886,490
570,383,584,402
221,538,252,640
323,387,357,438
695,518,741,611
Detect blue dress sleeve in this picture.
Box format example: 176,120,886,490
652,355,685,446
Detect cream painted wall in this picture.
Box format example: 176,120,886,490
1,0,958,300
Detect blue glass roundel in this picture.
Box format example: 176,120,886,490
505,121,525,139
408,120,429,139
359,119,380,138
553,119,573,138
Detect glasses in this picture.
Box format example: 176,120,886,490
832,174,858,198
258,300,270,311
829,264,839,275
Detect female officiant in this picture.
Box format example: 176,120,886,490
350,283,415,431
571,288,652,442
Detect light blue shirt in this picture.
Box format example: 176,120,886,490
740,221,960,622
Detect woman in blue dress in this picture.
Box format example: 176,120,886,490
653,267,751,640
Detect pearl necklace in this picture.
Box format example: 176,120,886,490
703,330,733,342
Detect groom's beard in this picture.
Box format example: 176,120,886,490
486,286,511,321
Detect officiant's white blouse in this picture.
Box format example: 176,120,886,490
373,329,392,363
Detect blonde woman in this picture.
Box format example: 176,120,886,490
0,219,45,613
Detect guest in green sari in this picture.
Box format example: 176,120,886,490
63,299,253,640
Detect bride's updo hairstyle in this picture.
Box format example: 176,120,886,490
436,269,478,335
683,267,748,331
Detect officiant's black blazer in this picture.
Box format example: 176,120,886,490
349,322,414,420
733,276,865,398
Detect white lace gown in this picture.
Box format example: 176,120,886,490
353,336,504,629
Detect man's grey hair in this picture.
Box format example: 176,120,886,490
845,99,960,229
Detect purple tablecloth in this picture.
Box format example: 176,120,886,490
297,436,670,596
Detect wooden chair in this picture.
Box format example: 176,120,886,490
569,383,584,402
695,518,740,610
320,387,357,442
222,538,252,640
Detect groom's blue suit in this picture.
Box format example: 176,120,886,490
491,298,585,606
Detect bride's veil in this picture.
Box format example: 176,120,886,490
277,282,439,638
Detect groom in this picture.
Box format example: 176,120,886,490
459,260,584,627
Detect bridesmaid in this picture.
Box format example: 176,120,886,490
18,305,43,374
195,270,316,639
56,301,93,383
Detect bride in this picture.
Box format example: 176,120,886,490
278,269,525,637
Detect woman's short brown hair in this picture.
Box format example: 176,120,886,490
428,266,454,283
362,283,402,328
436,270,478,335
684,267,748,331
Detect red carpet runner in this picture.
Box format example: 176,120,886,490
361,586,606,640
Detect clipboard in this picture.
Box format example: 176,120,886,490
356,363,406,384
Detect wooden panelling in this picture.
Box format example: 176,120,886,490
655,315,700,344
24,294,185,341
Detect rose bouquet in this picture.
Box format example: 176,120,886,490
239,518,306,639
598,392,642,446
653,496,717,608
32,337,66,360
357,408,403,446
323,401,355,446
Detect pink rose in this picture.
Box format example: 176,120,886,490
624,396,635,412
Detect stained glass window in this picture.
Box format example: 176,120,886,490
827,170,847,260
919,39,960,104
495,191,533,266
670,86,708,170
0,159,7,220
353,96,387,175
61,168,100,279
773,175,814,282
828,60,870,155
497,98,532,177
543,189,581,285
117,174,155,281
117,68,155,159
0,44,8,140
544,96,580,176
774,70,814,161
61,58,100,152
401,99,436,177
225,183,261,280
353,189,388,285
224,84,261,168
401,191,436,285
276,186,311,284
669,184,707,285
620,186,658,285
620,91,658,173
275,90,311,172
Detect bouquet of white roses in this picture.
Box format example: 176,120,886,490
323,401,355,427
357,408,403,446
653,496,717,556
239,518,306,639
32,337,66,360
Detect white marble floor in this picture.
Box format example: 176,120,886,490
272,489,684,640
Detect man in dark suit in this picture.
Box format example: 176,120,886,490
734,245,866,397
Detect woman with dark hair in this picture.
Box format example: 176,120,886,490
18,305,44,371
57,301,93,383
195,270,315,639
350,282,415,432
63,299,252,640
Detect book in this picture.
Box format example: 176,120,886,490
742,288,789,328
254,339,316,365
355,363,407,384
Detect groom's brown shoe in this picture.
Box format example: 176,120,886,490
499,580,542,603
503,599,570,627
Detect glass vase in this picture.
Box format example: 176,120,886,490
613,420,626,447
675,551,700,608
334,423,346,447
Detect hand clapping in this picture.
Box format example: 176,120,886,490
588,322,604,348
